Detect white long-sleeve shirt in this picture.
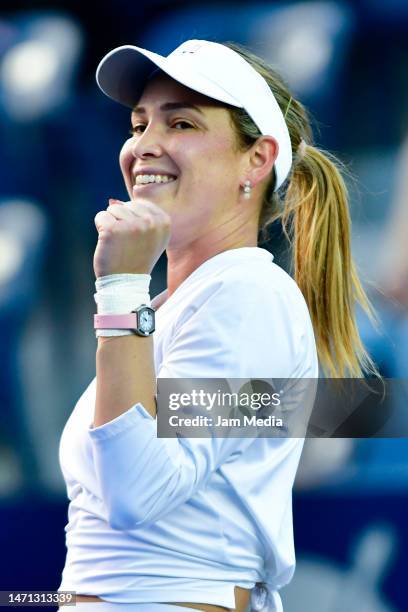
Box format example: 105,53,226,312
58,247,318,611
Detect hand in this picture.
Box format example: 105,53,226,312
93,198,171,278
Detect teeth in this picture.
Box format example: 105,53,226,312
135,174,176,185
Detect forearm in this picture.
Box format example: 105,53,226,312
91,197,170,428
94,335,156,427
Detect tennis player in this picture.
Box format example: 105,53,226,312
57,40,377,612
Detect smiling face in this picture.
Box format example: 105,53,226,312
119,73,252,249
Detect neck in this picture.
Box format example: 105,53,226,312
166,225,258,297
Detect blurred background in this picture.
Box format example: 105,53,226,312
1,0,408,610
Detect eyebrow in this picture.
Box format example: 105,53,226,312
132,102,205,115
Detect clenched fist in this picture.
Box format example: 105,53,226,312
93,198,171,278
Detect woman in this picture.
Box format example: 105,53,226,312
57,40,377,611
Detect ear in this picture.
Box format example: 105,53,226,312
243,136,279,187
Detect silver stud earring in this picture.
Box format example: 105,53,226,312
243,180,252,199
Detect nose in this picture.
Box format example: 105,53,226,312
131,123,164,160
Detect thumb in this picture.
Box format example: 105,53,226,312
108,198,124,206
94,210,116,233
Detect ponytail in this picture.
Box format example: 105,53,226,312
282,144,378,377
224,41,380,378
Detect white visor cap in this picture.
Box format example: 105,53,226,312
96,39,292,191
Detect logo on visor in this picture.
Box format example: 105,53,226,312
179,42,203,55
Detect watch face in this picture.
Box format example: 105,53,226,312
138,308,155,334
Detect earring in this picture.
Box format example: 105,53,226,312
243,180,252,199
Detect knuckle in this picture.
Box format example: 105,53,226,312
98,226,113,240
94,212,115,236
139,215,155,229
95,210,111,220
126,219,144,233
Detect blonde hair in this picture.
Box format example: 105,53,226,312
225,42,379,378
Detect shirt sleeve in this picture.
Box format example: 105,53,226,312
88,279,259,530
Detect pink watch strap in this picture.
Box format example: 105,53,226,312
94,313,138,329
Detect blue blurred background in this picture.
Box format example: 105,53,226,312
1,1,408,610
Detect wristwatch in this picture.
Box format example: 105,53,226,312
94,305,155,336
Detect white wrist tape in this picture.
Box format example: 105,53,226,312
94,273,151,337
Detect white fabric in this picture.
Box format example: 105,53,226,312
94,273,151,337
58,247,318,611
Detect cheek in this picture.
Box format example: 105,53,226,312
119,140,133,175
192,147,238,192
180,138,238,184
